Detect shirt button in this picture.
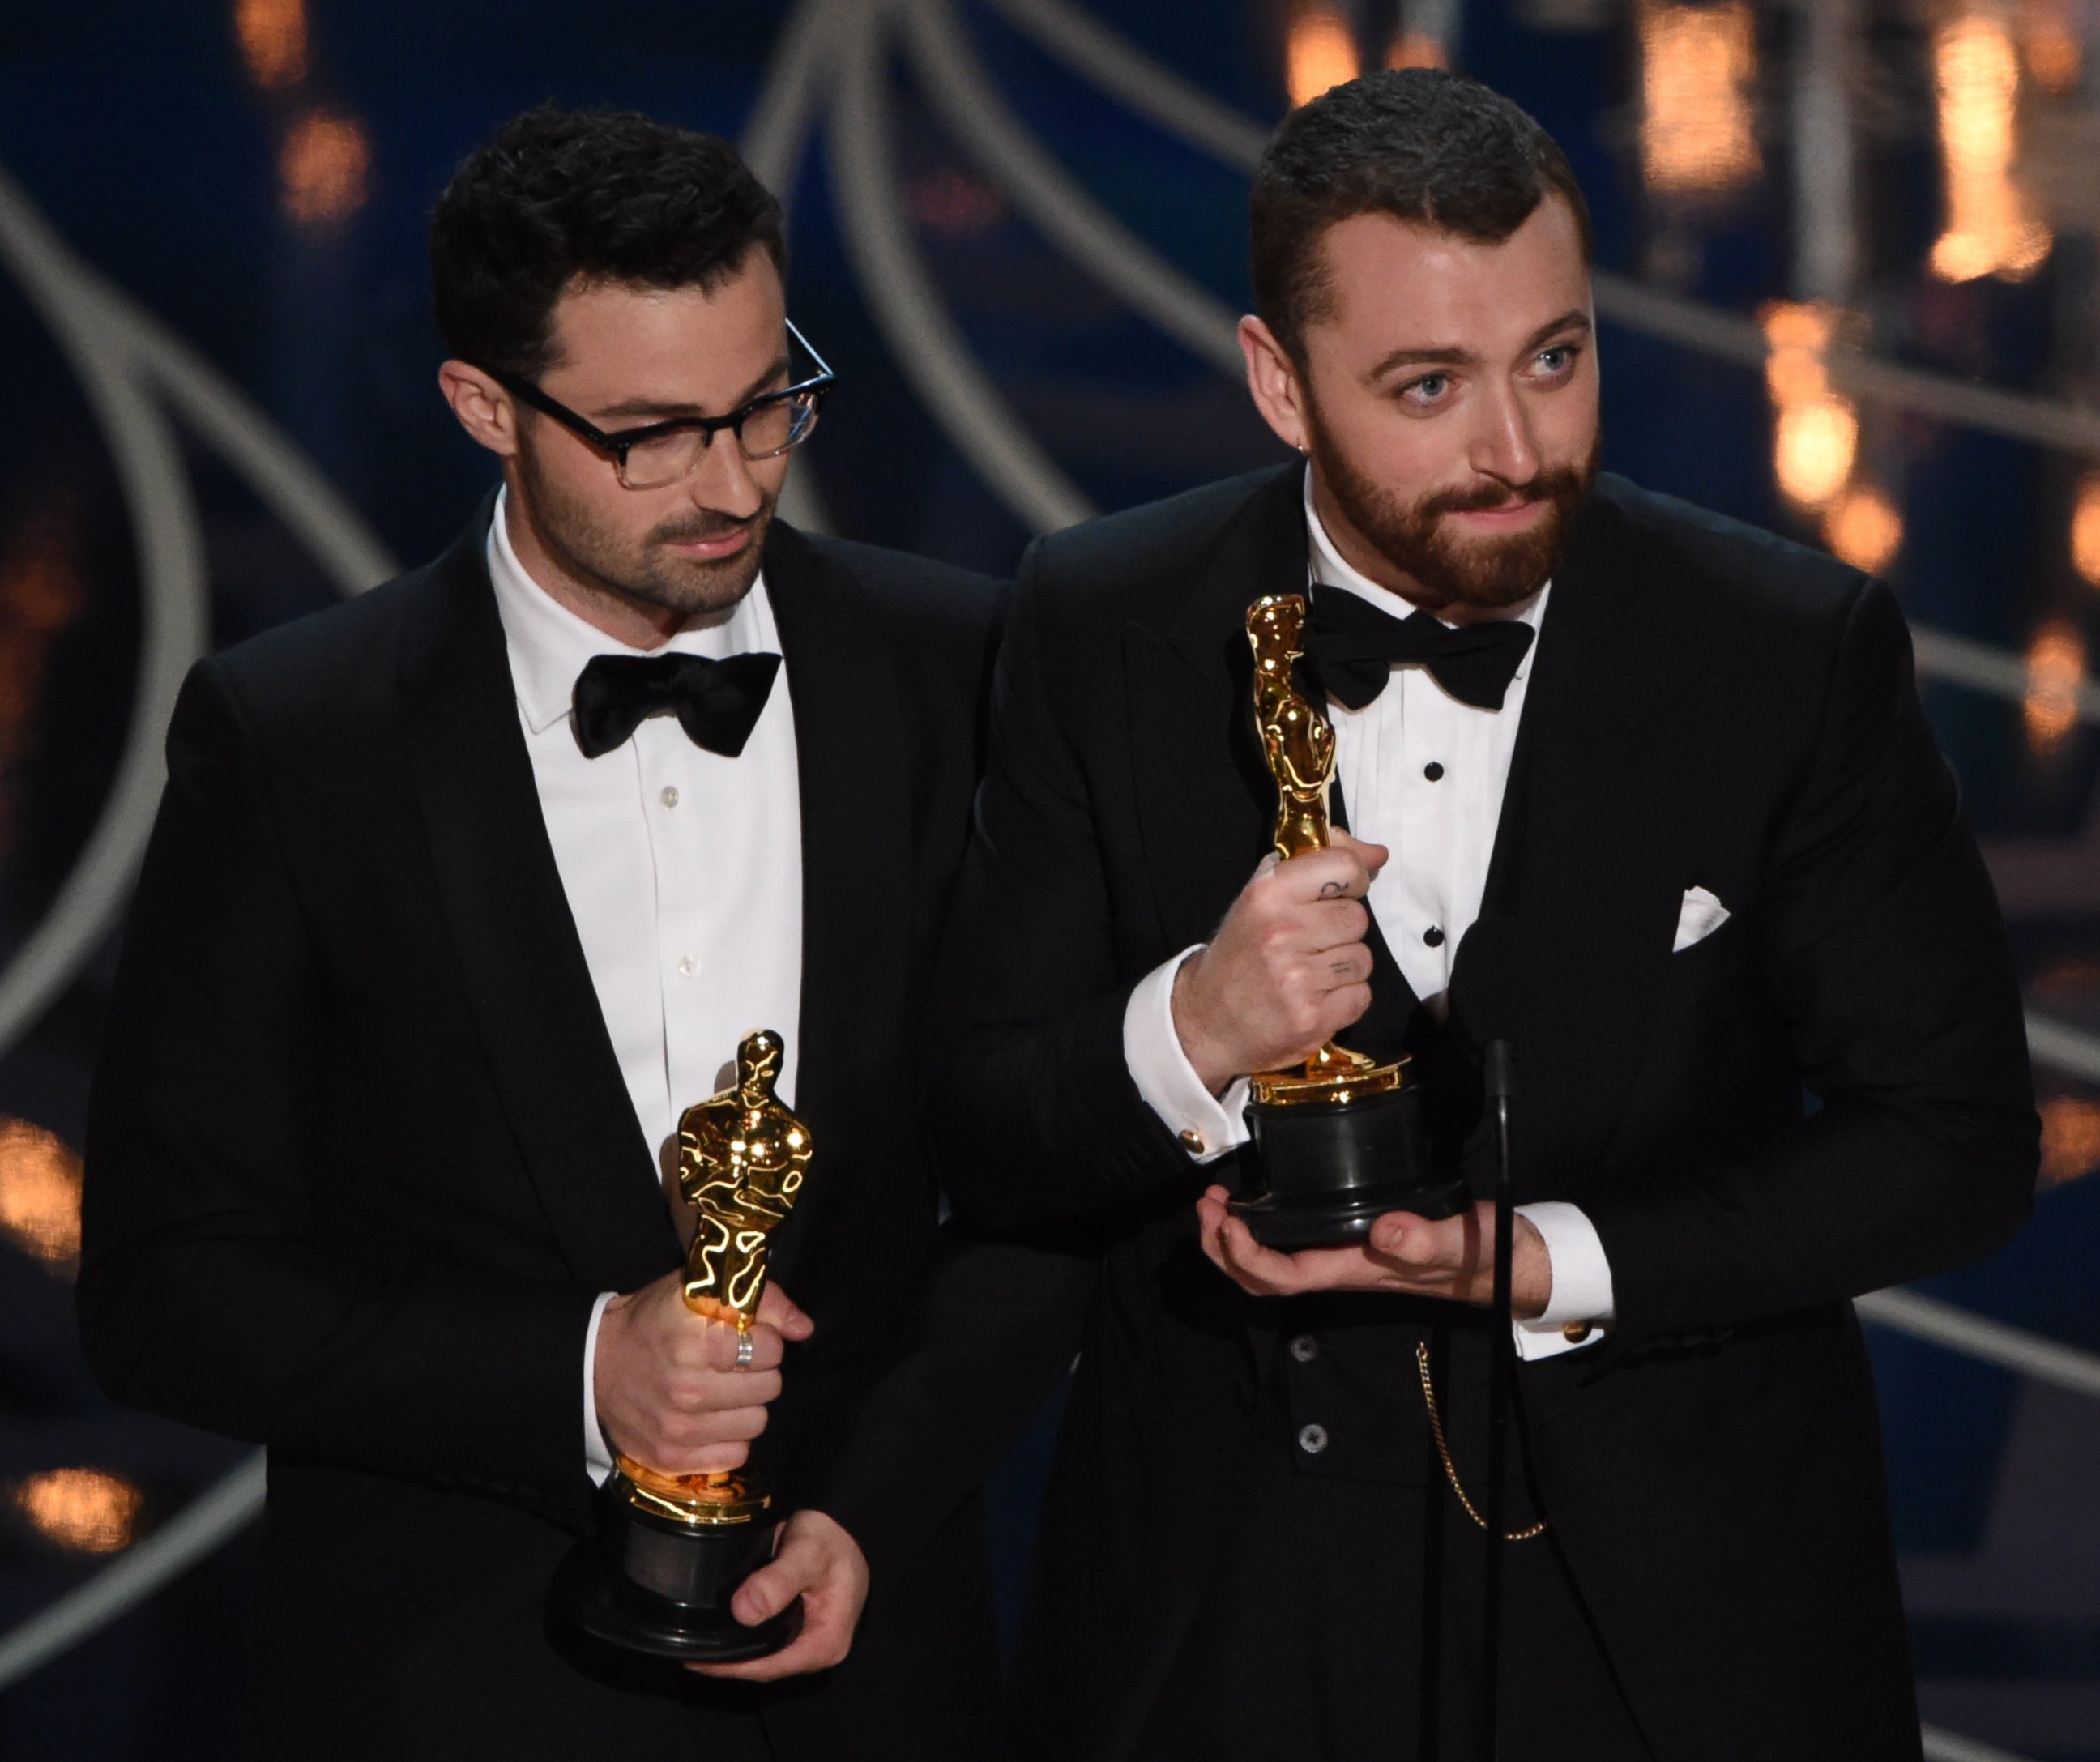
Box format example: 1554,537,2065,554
1423,925,1445,948
1423,762,1445,782
1297,1423,1329,1455
1288,1333,1319,1363
659,786,680,809
676,954,701,979
1178,1128,1206,1155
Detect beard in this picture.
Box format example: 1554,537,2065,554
515,437,777,621
1307,417,1599,614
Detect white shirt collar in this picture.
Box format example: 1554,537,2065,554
1301,466,1549,679
484,484,780,736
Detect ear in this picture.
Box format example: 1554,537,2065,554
1239,315,1309,456
437,360,522,459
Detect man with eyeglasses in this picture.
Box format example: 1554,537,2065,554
78,105,1075,1761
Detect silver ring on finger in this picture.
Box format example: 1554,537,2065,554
734,1329,756,1371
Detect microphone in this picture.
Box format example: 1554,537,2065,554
1450,916,1530,1762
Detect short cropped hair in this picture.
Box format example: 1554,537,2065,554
430,105,785,378
1251,69,1591,359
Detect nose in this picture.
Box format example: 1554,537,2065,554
1470,381,1543,491
686,429,766,520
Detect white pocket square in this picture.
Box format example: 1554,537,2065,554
1673,885,1730,953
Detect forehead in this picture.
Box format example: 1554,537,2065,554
542,257,786,387
1309,197,1590,357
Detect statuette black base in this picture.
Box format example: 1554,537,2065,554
553,1482,803,1662
1231,1082,1470,1250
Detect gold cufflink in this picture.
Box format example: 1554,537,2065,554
1179,1128,1206,1154
1562,1322,1594,1344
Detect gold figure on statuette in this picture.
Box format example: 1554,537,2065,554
614,1029,812,1526
1245,595,1405,1107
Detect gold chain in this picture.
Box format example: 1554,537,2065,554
1415,1342,1548,1542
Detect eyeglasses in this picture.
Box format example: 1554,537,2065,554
481,319,835,490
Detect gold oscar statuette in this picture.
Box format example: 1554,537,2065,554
556,1028,816,1661
1228,595,1466,1247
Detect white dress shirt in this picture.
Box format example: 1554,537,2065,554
484,491,804,1478
1122,470,1614,1359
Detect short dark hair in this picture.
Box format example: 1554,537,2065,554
430,105,786,378
1251,69,1592,359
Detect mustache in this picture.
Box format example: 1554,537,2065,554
651,509,764,547
1419,464,1590,520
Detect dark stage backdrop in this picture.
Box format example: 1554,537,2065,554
1,3,2098,1757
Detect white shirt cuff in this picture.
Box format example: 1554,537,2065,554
583,1290,617,1486
1122,945,1250,1162
1511,1200,1614,1361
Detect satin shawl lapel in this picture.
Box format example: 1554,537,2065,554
399,506,676,1290
759,523,913,1278
1123,466,1309,954
1479,484,1714,1195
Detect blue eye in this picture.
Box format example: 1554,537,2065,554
1403,373,1450,404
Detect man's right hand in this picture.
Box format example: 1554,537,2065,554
593,1273,813,1474
1171,831,1387,1094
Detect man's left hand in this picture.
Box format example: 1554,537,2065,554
687,1508,869,1681
1195,1184,1552,1316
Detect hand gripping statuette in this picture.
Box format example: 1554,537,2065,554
554,1030,814,1661
1227,595,1468,1247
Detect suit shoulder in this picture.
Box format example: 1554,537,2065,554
203,565,429,733
1023,467,1293,618
1596,474,1869,638
796,531,1003,650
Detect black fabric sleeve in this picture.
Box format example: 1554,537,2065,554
1582,581,2038,1339
77,660,600,1530
925,546,1197,1228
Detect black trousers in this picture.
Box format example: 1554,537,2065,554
1129,1422,1653,1762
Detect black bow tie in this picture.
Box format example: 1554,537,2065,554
571,651,782,760
1302,590,1535,712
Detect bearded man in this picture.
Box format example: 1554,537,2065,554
77,106,1075,1760
927,69,2036,1762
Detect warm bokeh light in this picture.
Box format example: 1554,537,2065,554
15,1470,142,1554
235,0,308,87
1930,12,2051,283
1825,485,1903,575
1386,32,1447,70
2072,472,2100,589
1287,7,1359,108
0,1116,83,1271
1638,2,1760,198
280,109,371,226
1762,302,1857,510
2022,0,2085,95
2024,617,2086,753
2041,1094,2100,1186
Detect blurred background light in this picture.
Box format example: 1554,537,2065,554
13,1469,143,1555
233,0,309,90
2072,471,2100,588
1637,1,1761,199
2023,616,2086,753
1762,301,1858,509
1825,484,1904,575
1287,5,1359,107
0,1115,83,1273
278,109,371,226
2020,0,2085,95
1929,10,2051,284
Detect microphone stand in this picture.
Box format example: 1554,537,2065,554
1480,1039,1517,1762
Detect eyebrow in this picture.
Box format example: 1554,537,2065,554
589,352,793,422
1363,309,1592,382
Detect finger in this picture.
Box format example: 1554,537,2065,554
1330,831,1389,874
1275,848,1373,903
1210,1211,1308,1295
1368,1209,1470,1270
700,1320,786,1374
692,1599,850,1681
756,1282,815,1341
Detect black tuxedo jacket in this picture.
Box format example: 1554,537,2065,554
928,464,2038,1761
78,509,1081,1761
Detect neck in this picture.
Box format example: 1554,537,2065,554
502,477,685,651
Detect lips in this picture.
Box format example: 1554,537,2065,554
664,525,753,560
